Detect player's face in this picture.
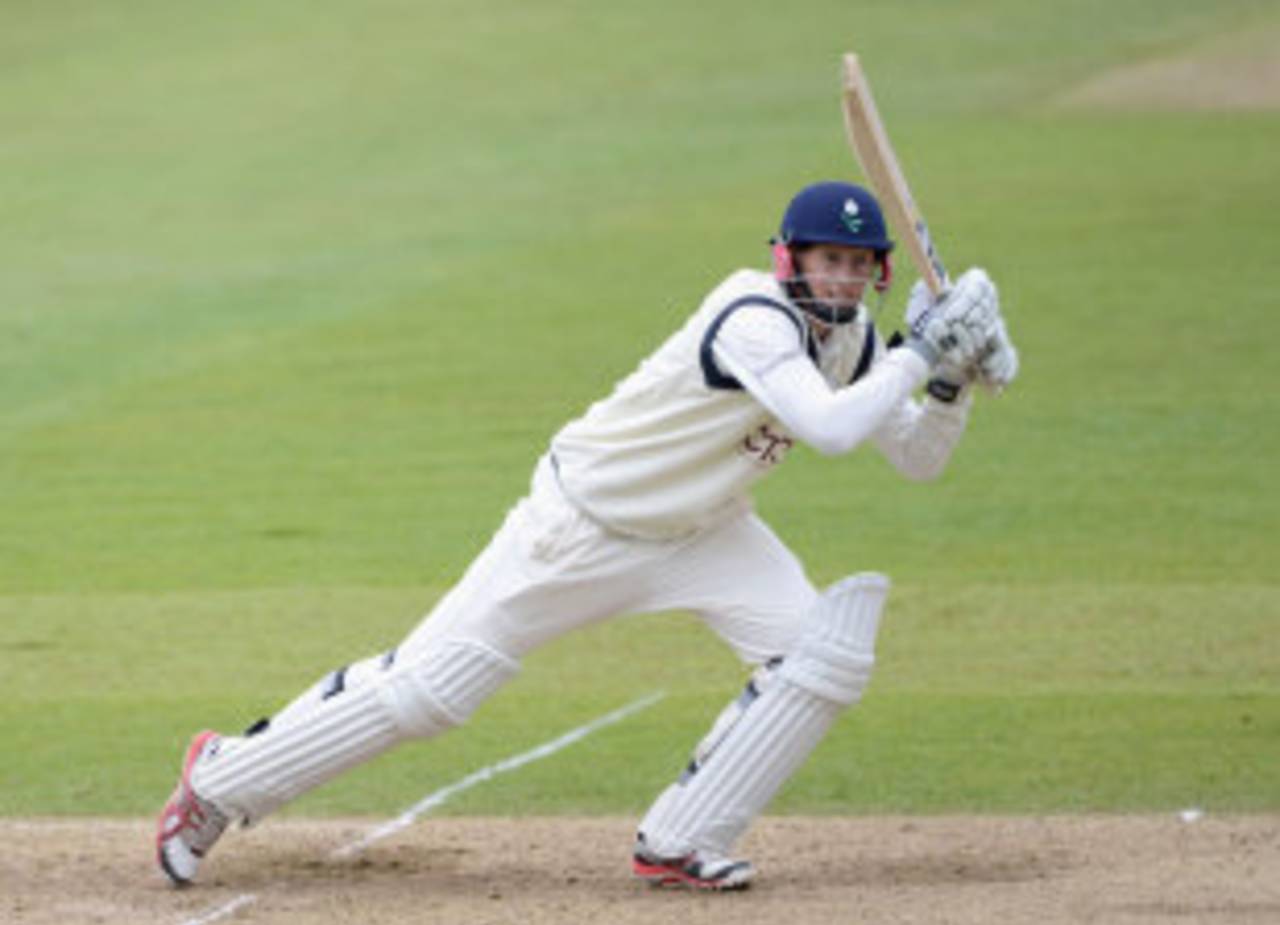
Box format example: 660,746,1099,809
795,244,877,311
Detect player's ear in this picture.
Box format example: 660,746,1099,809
771,241,796,281
875,251,893,293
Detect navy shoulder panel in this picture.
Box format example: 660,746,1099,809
700,295,809,391
850,320,878,385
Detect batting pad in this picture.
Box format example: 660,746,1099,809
639,573,888,858
265,648,398,733
776,571,887,706
192,639,517,822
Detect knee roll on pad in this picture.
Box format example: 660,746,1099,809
777,572,889,706
380,638,519,737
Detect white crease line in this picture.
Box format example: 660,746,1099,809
177,893,256,925
174,691,665,925
333,689,666,858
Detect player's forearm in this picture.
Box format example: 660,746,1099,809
871,391,971,480
752,348,929,456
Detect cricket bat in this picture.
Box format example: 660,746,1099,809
840,53,949,297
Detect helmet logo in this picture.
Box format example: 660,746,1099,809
841,198,864,234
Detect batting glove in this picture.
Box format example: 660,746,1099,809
904,279,971,402
903,270,1000,390
977,315,1019,393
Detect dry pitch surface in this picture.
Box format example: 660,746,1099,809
3,815,1278,925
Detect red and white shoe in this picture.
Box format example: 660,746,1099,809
632,835,754,891
156,731,230,886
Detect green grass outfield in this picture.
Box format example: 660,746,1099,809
2,0,1277,818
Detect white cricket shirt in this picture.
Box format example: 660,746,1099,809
549,269,968,538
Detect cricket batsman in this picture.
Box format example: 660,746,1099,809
156,180,1019,890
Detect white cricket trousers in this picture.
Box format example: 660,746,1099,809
191,455,826,828
397,455,819,668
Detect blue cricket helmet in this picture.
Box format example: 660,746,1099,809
776,181,894,254
771,181,896,323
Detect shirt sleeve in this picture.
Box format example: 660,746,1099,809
712,310,932,457
709,305,808,380
870,389,972,480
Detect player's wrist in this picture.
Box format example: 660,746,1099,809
924,358,974,404
902,334,939,368
925,376,965,403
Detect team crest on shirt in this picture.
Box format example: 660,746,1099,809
741,423,794,467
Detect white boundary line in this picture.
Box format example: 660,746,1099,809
175,691,664,925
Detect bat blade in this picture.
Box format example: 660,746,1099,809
841,53,948,297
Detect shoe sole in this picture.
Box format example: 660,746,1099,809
632,857,753,891
157,843,193,888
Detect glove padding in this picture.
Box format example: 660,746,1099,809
910,268,1000,369
906,279,969,401
977,315,1019,393
906,269,1016,396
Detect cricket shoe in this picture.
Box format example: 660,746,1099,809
632,834,754,891
156,730,230,887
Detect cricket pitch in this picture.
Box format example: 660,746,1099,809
3,815,1277,924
